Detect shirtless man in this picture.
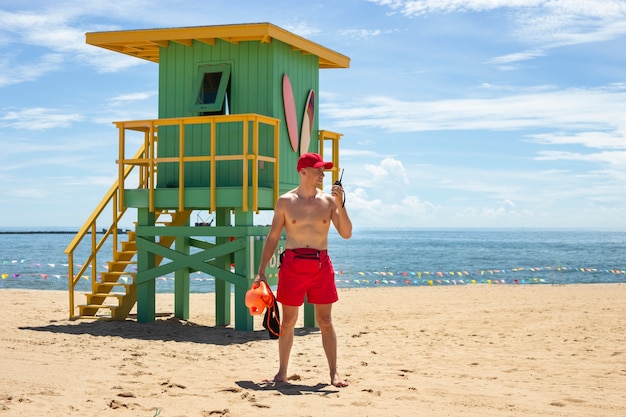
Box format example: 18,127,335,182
255,152,353,388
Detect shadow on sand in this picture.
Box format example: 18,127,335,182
18,317,319,346
236,380,339,396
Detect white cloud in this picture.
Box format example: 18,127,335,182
322,87,626,139
11,186,50,199
367,0,536,16
108,91,157,106
0,8,144,81
370,0,626,65
0,134,109,156
438,176,521,196
341,157,444,227
489,49,546,65
0,10,87,53
527,131,626,150
340,28,399,40
455,203,533,222
0,108,83,130
347,186,439,227
0,53,65,87
282,21,321,39
535,150,626,166
369,0,626,22
62,175,117,187
363,157,409,186
514,1,626,46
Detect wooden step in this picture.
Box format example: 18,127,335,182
86,293,125,301
105,273,135,278
78,304,119,318
99,274,136,282
96,282,134,290
98,278,134,285
107,260,137,266
76,315,112,320
100,271,136,276
119,245,137,254
99,277,135,284
79,304,119,310
90,291,125,296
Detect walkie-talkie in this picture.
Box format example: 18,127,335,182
334,169,344,187
334,169,345,208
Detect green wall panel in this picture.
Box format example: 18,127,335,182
155,38,319,205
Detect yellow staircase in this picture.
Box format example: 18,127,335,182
75,209,192,320
78,230,137,320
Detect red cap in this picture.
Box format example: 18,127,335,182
297,153,333,172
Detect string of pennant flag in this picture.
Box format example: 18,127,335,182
2,259,625,285
333,266,625,286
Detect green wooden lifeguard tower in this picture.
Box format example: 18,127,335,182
64,23,349,330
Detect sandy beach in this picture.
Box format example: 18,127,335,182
1,284,625,417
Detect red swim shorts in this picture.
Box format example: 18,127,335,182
276,248,338,307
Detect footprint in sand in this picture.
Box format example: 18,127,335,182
202,409,230,416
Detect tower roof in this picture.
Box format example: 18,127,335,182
86,22,350,69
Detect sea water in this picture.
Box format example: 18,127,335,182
1,228,625,292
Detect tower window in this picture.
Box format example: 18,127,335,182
191,63,231,114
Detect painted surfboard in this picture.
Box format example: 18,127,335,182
299,89,315,155
282,75,299,153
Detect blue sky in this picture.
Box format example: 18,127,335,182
1,0,626,229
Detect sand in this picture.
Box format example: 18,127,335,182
1,284,625,417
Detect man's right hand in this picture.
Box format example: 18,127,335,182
254,272,267,286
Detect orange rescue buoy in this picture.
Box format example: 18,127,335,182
245,281,274,315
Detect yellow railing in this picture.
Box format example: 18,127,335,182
64,146,146,319
318,130,343,185
115,114,281,213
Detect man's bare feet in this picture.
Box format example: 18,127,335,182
331,372,349,388
262,373,288,384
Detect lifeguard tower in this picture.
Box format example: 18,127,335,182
64,23,349,331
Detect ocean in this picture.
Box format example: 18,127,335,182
1,228,625,292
